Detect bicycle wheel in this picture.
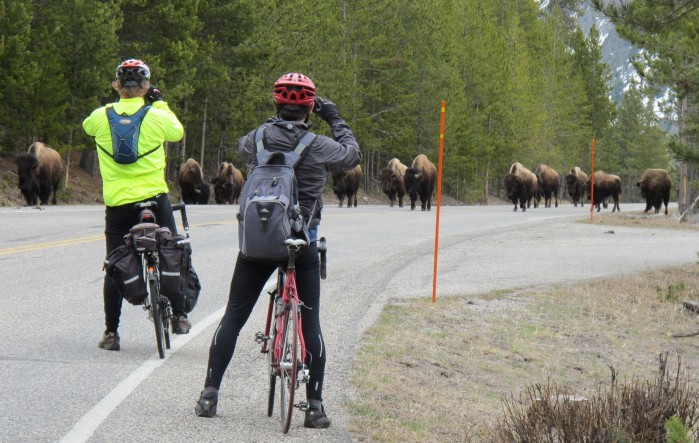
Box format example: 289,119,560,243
279,299,299,434
149,275,166,359
267,274,284,418
267,313,277,418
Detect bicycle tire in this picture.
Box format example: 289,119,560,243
267,315,277,418
149,275,166,359
279,299,299,434
267,272,284,418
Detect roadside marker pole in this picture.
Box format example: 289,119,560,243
590,136,596,223
432,100,446,303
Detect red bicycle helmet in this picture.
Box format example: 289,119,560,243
115,59,150,86
273,73,316,109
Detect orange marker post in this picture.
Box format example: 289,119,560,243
590,136,596,223
432,100,446,303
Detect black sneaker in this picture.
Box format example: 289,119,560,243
98,332,120,351
304,405,331,429
172,316,191,334
195,390,218,417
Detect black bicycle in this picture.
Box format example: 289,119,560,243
131,201,189,358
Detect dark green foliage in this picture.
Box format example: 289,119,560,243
0,0,671,204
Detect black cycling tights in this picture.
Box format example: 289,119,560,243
204,243,326,401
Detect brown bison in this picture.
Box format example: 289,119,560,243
636,168,672,215
331,164,362,208
15,142,63,206
379,158,408,208
404,154,437,211
178,158,211,205
564,166,588,207
211,161,244,204
534,164,560,208
504,162,538,212
587,171,621,212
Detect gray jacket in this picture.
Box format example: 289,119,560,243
239,116,361,228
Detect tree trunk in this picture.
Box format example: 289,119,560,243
179,100,188,163
677,95,697,214
200,97,207,174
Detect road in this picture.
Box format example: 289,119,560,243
1,202,697,442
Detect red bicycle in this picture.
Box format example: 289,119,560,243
255,237,327,433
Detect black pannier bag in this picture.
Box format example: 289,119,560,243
157,227,193,304
130,222,159,252
103,243,147,305
184,263,202,313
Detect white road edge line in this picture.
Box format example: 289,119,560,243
59,307,225,443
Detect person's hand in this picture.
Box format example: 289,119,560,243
145,85,163,104
313,96,341,125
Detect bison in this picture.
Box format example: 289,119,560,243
587,171,621,212
379,158,408,208
504,162,538,212
564,166,588,207
178,158,211,205
637,168,672,215
331,164,362,208
404,154,437,211
534,164,560,208
15,142,63,206
211,161,244,204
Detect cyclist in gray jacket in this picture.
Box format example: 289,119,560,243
195,73,361,429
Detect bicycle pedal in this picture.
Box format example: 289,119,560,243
254,332,266,343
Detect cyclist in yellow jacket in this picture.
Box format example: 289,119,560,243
83,59,190,351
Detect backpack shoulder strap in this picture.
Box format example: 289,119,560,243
254,127,267,153
292,131,316,167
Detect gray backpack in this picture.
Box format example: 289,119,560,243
236,128,315,261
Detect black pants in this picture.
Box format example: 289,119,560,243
103,193,183,333
204,243,327,402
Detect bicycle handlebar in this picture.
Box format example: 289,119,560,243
172,201,190,238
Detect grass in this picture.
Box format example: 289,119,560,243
349,212,699,442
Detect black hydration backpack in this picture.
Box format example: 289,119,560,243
236,127,315,261
98,105,159,164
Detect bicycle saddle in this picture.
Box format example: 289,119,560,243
285,238,307,249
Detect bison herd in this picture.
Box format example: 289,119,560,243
378,155,438,211
503,162,672,215
10,141,673,215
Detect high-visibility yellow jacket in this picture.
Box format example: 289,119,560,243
83,97,184,207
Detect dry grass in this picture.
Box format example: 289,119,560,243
349,228,699,442
584,208,699,231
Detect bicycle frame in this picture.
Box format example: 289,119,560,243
256,237,327,433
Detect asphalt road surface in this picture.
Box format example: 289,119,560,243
1,202,697,442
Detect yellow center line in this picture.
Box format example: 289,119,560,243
0,221,234,256
0,235,105,256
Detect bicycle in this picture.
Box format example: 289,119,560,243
255,236,328,433
130,201,190,359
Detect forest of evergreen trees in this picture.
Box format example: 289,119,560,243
1,0,690,204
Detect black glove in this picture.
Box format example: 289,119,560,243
145,85,163,104
313,96,342,125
